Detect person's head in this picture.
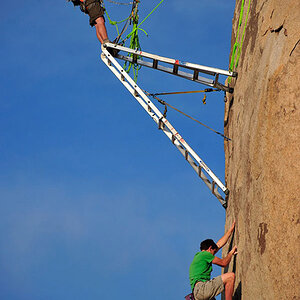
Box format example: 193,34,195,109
200,239,218,254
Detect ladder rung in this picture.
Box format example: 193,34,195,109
172,135,176,144
133,54,138,64
185,150,189,160
214,74,219,88
198,166,202,177
193,70,199,81
211,181,216,194
158,118,164,130
153,59,158,69
173,64,179,75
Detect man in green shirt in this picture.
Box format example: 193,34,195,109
189,222,237,300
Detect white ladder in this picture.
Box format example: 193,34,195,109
103,42,237,93
101,46,229,208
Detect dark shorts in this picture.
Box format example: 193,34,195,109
86,0,105,27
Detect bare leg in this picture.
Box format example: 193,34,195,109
94,16,108,44
221,272,235,300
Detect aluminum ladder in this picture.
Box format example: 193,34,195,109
103,42,237,93
101,45,230,208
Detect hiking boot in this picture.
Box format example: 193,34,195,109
102,38,110,44
108,47,120,57
102,39,120,57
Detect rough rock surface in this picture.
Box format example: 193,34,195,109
223,0,300,299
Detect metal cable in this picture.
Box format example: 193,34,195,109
144,91,231,141
106,0,133,5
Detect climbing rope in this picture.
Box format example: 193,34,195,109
123,0,143,81
104,1,136,43
144,91,231,141
121,0,164,81
229,0,251,77
104,0,164,81
105,11,131,38
121,0,164,44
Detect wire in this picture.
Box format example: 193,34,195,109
106,0,133,5
144,91,231,141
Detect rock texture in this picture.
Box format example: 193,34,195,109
223,0,300,299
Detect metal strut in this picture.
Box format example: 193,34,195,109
101,46,229,208
103,42,237,93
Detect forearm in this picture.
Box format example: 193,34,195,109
216,222,235,249
222,251,234,267
217,230,233,248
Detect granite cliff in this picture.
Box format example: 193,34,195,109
223,0,300,299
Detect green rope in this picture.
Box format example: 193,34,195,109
123,2,142,81
229,0,251,80
104,0,164,82
104,10,131,36
122,0,164,43
122,0,164,82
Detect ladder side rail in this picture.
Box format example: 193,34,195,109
101,49,228,198
104,43,235,77
104,43,178,64
179,62,233,77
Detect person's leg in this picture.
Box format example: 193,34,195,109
86,0,108,44
94,16,108,44
221,272,235,300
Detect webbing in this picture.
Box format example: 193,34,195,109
229,0,251,73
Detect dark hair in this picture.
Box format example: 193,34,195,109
200,239,218,251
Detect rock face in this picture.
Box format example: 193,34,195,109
223,0,300,299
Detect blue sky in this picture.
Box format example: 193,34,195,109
0,1,235,299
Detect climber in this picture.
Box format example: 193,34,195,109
68,0,110,44
188,221,237,300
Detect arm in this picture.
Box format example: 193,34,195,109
216,221,235,249
212,246,237,267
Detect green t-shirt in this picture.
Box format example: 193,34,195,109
189,251,215,290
